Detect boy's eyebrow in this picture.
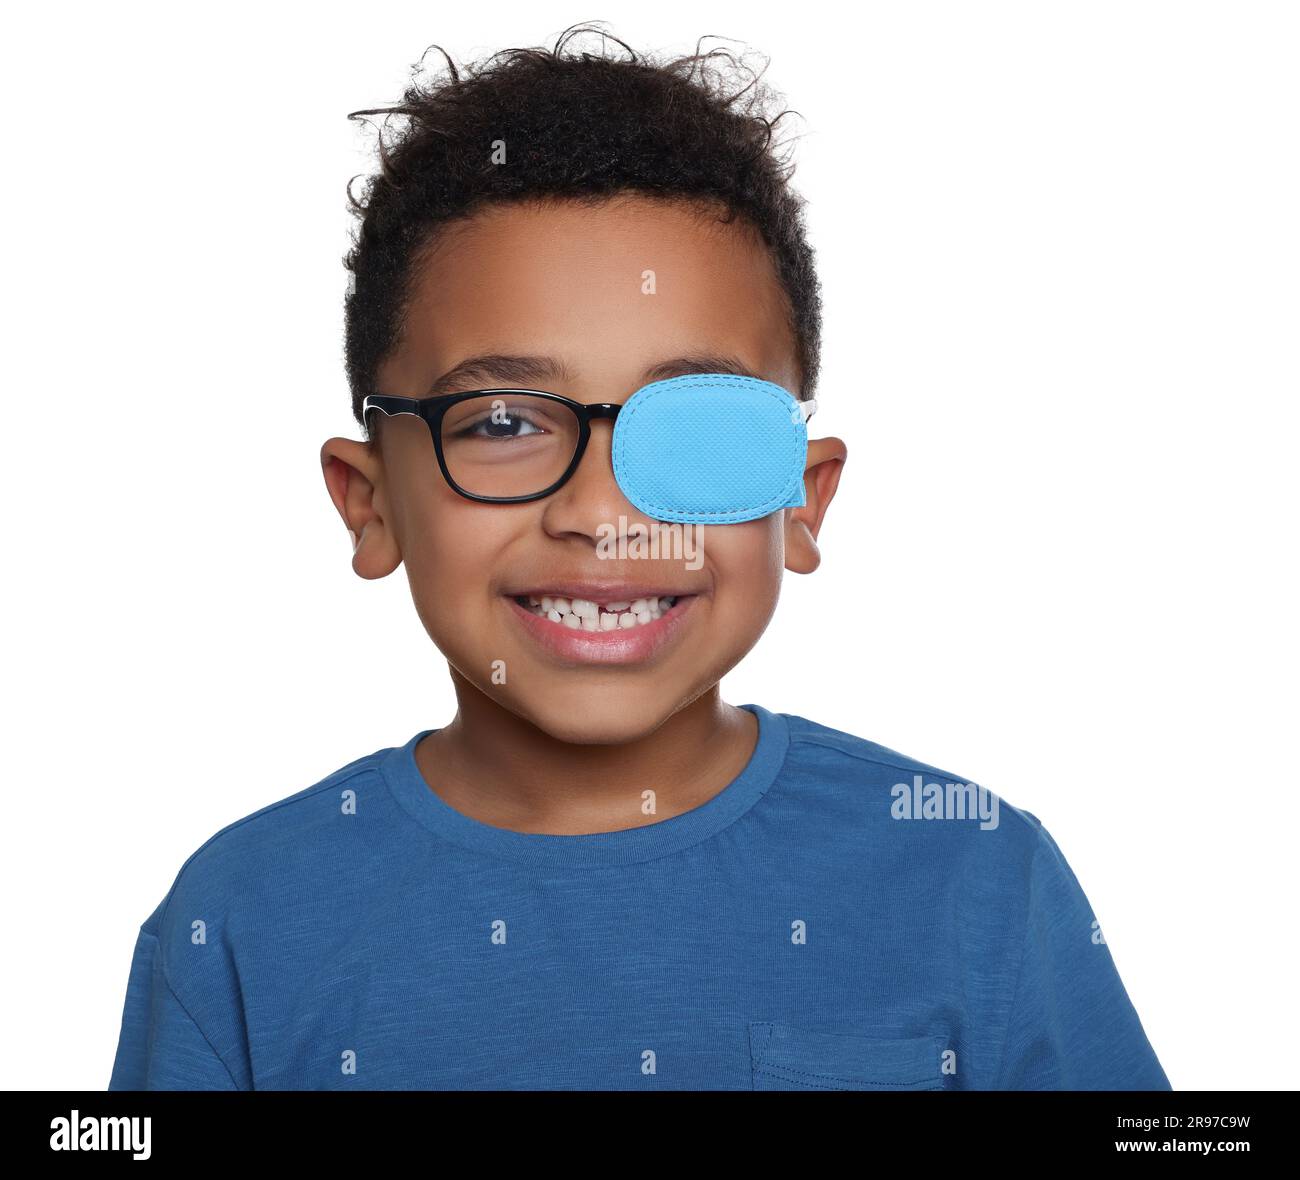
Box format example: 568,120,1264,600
640,352,761,383
425,351,761,396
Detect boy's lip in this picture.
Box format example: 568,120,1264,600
503,592,700,666
501,580,700,601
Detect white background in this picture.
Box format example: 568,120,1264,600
2,1,1295,1091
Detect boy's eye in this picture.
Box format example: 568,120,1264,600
463,412,544,439
445,402,554,441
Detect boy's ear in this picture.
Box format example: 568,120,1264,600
784,436,847,574
319,437,402,579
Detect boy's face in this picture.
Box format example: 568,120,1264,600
322,195,844,745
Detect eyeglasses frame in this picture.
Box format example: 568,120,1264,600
360,384,818,506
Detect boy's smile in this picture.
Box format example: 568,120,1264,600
323,192,844,791
505,586,699,666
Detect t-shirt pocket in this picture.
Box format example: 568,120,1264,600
748,1021,948,1091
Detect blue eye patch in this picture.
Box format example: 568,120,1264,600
611,374,816,524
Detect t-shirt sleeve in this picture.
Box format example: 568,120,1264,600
107,924,242,1091
994,822,1171,1090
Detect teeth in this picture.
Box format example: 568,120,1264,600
519,594,680,630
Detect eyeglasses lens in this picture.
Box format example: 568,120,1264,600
439,393,582,498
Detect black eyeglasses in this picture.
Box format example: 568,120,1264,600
362,388,628,504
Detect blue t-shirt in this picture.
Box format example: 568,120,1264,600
107,704,1170,1090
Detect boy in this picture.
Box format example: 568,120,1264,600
108,26,1170,1090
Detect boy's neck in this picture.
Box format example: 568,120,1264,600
414,675,758,836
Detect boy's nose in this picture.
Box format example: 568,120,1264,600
541,418,642,535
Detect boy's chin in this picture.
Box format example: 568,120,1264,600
511,688,691,747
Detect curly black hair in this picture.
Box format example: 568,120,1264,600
342,21,822,436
